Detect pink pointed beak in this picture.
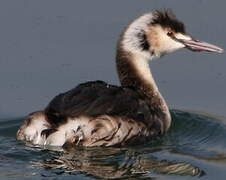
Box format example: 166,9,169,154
178,38,224,53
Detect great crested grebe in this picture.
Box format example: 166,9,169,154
17,10,223,147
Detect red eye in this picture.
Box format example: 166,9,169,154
167,32,173,37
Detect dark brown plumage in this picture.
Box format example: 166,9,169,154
152,10,186,33
45,80,163,134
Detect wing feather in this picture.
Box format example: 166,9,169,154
45,81,153,128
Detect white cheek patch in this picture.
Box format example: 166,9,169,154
165,33,192,52
151,29,185,54
162,33,192,53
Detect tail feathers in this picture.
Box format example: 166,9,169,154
16,111,50,145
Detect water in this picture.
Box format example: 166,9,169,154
0,110,226,179
1,1,226,179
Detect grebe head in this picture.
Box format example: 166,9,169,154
121,10,224,60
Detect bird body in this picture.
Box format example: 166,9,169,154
18,78,166,147
17,10,223,147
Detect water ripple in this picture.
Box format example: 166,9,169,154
0,110,226,179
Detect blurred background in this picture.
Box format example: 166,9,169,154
0,0,225,119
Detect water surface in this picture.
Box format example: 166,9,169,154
1,110,226,179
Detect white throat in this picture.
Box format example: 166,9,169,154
131,54,158,91
132,52,171,131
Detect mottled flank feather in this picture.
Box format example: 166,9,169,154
17,81,164,147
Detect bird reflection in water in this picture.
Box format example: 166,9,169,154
34,145,205,179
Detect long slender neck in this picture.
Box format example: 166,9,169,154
116,46,171,132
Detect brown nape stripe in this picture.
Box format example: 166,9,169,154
116,45,161,106
116,43,169,131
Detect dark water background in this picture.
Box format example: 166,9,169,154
0,1,226,179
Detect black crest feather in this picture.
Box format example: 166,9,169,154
152,10,186,33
